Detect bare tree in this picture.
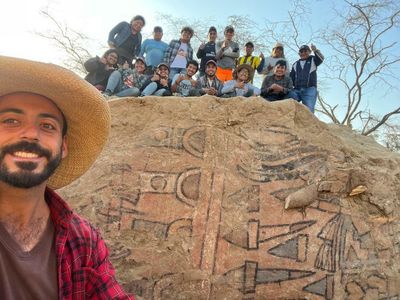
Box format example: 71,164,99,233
383,126,400,152
156,13,267,54
319,0,400,135
261,0,318,55
35,10,93,74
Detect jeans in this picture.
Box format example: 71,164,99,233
116,87,140,97
293,87,317,113
105,70,140,97
169,67,186,79
105,70,122,93
264,90,299,102
141,82,166,96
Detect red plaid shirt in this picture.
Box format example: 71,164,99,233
46,188,134,300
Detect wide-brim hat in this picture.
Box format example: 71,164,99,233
0,55,111,190
233,64,254,82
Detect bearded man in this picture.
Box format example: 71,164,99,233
0,56,133,299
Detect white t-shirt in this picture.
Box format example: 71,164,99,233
172,74,193,96
262,57,290,77
170,43,188,69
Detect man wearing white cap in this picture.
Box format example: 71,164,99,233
0,56,133,299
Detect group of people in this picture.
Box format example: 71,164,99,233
84,15,324,113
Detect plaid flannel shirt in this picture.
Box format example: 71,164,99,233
163,39,193,66
46,188,133,300
120,68,148,90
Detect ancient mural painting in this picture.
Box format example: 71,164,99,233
90,124,399,299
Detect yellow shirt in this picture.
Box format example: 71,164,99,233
237,55,262,70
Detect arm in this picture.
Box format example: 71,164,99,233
222,42,240,59
256,57,265,74
163,40,175,65
171,74,181,93
284,76,293,93
84,57,104,73
311,44,324,66
221,80,236,94
215,41,224,60
290,63,296,87
261,76,273,97
216,79,224,97
135,33,142,57
107,22,125,47
196,43,205,59
85,228,134,299
139,39,147,58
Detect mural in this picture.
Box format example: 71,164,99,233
69,124,399,299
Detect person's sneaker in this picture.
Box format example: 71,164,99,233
102,90,113,99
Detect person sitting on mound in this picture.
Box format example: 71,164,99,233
84,49,119,91
260,60,298,102
103,57,148,98
220,64,260,97
171,60,199,97
192,60,223,96
140,63,172,96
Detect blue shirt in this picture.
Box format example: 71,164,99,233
139,39,168,67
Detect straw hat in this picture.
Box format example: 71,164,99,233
233,64,254,83
0,55,111,190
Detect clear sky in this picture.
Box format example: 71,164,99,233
1,0,399,127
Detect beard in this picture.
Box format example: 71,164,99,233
0,141,63,189
206,70,216,77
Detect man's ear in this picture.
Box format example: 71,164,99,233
61,135,68,159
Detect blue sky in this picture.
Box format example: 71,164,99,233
1,0,399,127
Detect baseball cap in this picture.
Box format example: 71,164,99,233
299,45,311,52
157,62,169,70
135,57,146,67
224,25,234,33
206,60,217,66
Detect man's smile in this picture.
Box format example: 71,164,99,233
13,151,40,159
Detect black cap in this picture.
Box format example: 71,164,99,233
153,26,163,32
208,26,217,33
224,25,234,33
245,41,254,48
299,45,311,52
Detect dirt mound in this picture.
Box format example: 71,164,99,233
60,97,400,299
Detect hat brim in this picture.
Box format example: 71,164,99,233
234,64,254,82
0,56,110,190
157,63,169,70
